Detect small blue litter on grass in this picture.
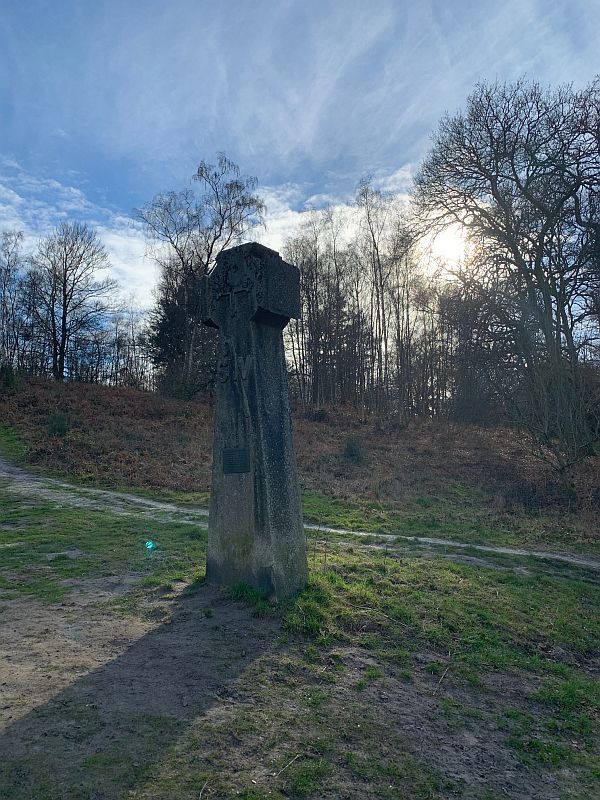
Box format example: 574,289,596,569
145,539,157,551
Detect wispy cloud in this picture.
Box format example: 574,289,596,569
0,162,359,305
1,0,598,296
3,0,597,206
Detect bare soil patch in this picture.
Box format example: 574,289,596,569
0,584,578,800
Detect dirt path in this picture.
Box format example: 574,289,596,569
304,521,600,571
2,455,599,572
0,456,209,525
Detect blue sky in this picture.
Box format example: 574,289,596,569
1,0,599,304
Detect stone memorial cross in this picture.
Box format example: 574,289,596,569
201,242,308,599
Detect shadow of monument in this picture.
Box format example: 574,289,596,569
0,584,278,799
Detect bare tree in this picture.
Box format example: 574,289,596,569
137,154,265,397
356,179,394,414
414,77,600,473
31,221,116,381
0,230,24,370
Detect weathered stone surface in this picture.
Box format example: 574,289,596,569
201,242,307,600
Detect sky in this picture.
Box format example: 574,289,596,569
1,0,599,306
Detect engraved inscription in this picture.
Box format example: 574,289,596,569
238,354,252,381
216,349,231,383
216,258,254,298
223,447,250,474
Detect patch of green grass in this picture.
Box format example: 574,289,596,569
227,582,275,618
283,582,331,639
306,688,329,709
283,551,600,692
0,488,207,604
535,675,600,714
340,744,444,799
238,790,283,800
502,709,579,767
496,675,600,788
0,424,28,463
355,665,383,689
286,756,331,796
426,660,447,676
228,581,268,605
301,488,600,556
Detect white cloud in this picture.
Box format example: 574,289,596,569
257,182,376,255
373,164,415,196
0,163,156,308
1,160,413,302
256,184,309,252
94,222,159,308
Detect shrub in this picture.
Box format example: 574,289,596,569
47,411,70,438
0,364,16,392
342,436,365,464
303,407,330,423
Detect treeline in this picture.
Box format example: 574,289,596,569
0,224,152,389
1,79,599,474
284,190,462,420
285,80,600,472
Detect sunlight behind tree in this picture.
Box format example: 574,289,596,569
429,224,468,268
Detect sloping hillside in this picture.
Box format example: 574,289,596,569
0,377,598,550
0,377,595,494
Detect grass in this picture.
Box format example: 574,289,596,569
70,481,211,508
48,477,599,560
0,423,28,463
301,489,600,556
2,376,599,560
535,676,600,714
2,410,599,557
218,536,600,793
0,488,207,604
1,388,600,800
283,551,600,677
279,548,600,790
1,487,599,798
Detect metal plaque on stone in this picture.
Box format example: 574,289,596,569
222,447,250,474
